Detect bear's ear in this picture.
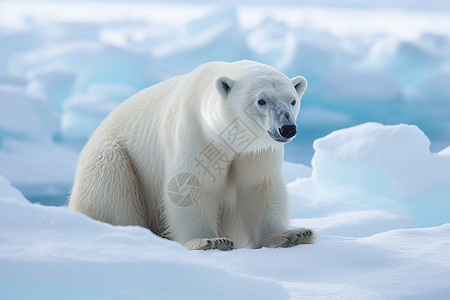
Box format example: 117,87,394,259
215,76,234,98
291,76,307,97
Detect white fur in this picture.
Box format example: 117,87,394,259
69,60,313,250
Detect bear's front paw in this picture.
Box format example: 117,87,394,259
185,237,234,251
261,228,314,248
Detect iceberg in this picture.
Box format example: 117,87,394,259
289,123,450,227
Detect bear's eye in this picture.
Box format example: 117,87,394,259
291,100,296,106
257,99,267,105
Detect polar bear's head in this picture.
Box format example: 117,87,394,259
215,63,307,149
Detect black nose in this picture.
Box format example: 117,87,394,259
279,125,297,139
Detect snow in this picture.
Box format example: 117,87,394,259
1,1,450,298
196,226,450,299
0,190,287,300
291,210,413,238
1,177,450,299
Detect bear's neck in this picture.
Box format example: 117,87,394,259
200,95,228,137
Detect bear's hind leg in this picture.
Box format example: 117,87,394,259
70,140,148,228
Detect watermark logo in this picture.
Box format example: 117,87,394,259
167,172,202,207
219,118,258,154
194,142,230,183
168,115,263,206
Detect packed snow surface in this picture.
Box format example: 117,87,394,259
1,171,450,299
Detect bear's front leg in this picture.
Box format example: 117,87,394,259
165,196,235,250
259,228,314,248
248,168,315,248
164,171,234,251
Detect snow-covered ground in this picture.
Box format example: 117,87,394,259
1,155,450,299
1,1,450,299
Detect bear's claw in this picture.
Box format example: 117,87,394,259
280,228,314,247
185,237,234,251
260,228,315,248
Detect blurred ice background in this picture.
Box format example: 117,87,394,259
0,0,449,207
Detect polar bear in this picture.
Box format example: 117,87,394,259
69,60,314,250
